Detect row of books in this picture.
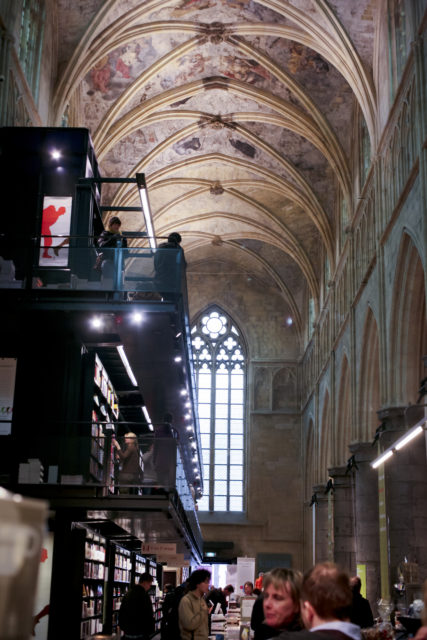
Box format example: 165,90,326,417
83,561,105,580
80,617,102,639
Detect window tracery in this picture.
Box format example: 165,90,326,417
191,308,245,511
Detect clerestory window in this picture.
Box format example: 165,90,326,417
191,308,246,512
19,0,45,102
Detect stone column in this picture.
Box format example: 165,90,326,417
349,442,380,612
377,405,427,595
328,465,356,574
312,483,330,563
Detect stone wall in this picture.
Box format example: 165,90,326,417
188,270,304,570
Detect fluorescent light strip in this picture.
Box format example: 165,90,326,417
371,418,426,468
141,406,154,431
395,424,423,450
371,449,394,469
116,345,138,387
136,174,157,250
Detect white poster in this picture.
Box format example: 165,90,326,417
236,557,255,596
39,196,72,267
0,358,17,435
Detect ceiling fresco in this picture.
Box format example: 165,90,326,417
55,0,378,348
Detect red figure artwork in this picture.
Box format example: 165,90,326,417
41,205,66,258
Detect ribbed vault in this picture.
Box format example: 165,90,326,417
54,0,378,351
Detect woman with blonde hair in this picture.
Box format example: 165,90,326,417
114,432,142,492
251,568,303,640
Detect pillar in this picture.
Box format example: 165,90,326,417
349,442,380,612
328,465,356,574
312,483,330,563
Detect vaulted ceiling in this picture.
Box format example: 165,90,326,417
54,0,377,347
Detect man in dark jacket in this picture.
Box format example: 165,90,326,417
154,232,185,299
119,572,155,640
350,576,374,629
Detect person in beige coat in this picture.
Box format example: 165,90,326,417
178,569,211,640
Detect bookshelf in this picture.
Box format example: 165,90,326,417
111,545,131,633
80,530,106,640
82,352,118,488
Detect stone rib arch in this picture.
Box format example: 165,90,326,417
357,306,380,442
335,353,350,465
53,2,376,149
102,93,334,263
389,232,427,405
116,141,332,266
89,31,350,203
154,215,319,307
142,173,330,270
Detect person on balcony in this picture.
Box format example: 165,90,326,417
114,432,142,493
154,232,185,300
96,216,128,284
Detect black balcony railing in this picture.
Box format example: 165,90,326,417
0,236,186,298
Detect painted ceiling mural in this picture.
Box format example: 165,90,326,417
55,0,377,346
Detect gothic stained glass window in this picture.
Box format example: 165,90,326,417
18,0,45,102
191,308,246,512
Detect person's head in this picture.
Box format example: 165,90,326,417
253,588,261,596
168,232,182,245
108,216,122,233
350,576,362,594
300,562,353,628
243,581,254,595
262,568,302,630
188,569,211,596
223,584,234,597
124,432,138,447
164,583,174,594
139,572,154,591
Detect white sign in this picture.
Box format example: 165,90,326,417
39,196,72,267
141,543,176,555
237,557,255,595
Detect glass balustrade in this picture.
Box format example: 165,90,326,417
0,241,185,298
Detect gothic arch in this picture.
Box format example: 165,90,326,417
389,232,427,404
319,389,331,482
358,306,380,442
336,353,350,465
305,418,316,500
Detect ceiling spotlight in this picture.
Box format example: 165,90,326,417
174,356,182,363
286,317,293,326
131,311,144,324
186,425,193,431
185,401,191,408
180,389,187,396
51,149,61,160
90,316,103,329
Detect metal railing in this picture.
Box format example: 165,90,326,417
0,237,186,297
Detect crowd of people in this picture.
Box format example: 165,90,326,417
116,562,427,640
